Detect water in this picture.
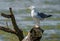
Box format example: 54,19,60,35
0,0,60,41
0,35,4,41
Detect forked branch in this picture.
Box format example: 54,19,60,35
0,8,24,41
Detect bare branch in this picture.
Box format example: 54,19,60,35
1,8,24,41
9,8,24,41
0,26,16,34
1,13,11,18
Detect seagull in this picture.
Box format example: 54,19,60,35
29,6,52,26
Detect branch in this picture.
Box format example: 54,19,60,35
9,8,20,32
1,8,24,41
9,8,24,41
1,8,23,33
0,26,16,34
1,13,11,18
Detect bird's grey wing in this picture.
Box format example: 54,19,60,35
37,12,47,18
37,12,52,18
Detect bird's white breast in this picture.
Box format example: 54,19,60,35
31,9,37,17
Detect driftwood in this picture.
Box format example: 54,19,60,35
0,8,44,41
22,26,44,41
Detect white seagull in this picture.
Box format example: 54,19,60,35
29,6,52,26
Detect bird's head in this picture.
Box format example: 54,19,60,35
28,6,35,10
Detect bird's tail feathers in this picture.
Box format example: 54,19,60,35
47,15,52,17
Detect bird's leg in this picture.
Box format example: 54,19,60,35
33,17,40,26
36,19,40,26
34,18,40,26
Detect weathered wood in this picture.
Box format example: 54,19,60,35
9,8,24,41
1,8,24,41
0,26,16,34
22,25,44,41
1,13,11,18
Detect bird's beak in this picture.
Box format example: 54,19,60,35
28,6,31,10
